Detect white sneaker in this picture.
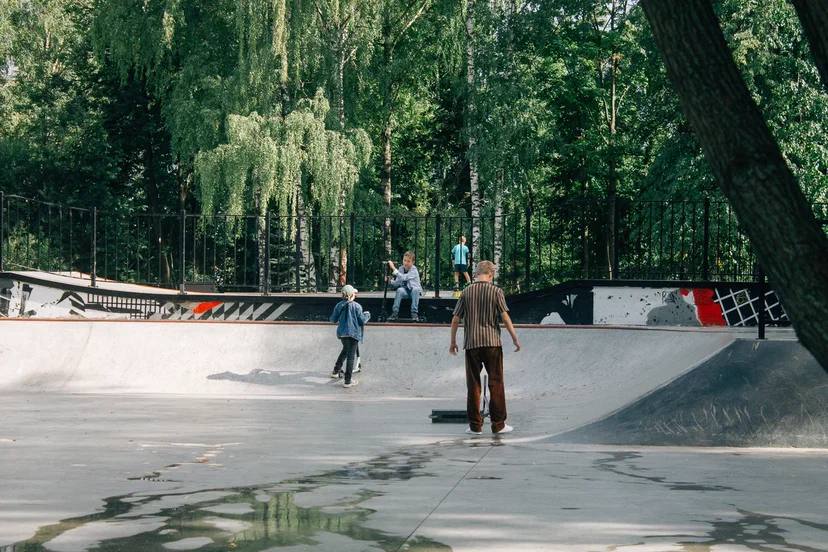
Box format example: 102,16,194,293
465,428,482,435
330,370,342,379
494,424,514,435
343,380,359,388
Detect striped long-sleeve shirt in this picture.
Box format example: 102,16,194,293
452,281,509,350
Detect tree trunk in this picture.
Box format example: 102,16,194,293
274,0,290,109
377,1,431,258
382,19,394,258
289,0,303,102
336,57,346,130
790,0,828,91
466,0,481,268
607,168,617,279
328,42,348,291
606,53,618,279
382,120,393,256
296,188,316,291
143,115,172,285
493,195,503,284
256,194,267,293
642,0,828,372
581,182,591,279
329,219,340,291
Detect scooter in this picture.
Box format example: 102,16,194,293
378,261,390,322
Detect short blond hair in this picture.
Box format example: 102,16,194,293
475,260,496,277
403,251,415,262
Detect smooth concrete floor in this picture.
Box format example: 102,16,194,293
2,393,828,551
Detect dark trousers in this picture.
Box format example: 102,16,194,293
334,337,359,383
465,346,507,432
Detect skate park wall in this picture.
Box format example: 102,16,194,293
2,317,822,447
1,271,790,327
552,339,828,448
0,319,735,415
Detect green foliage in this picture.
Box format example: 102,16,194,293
0,0,116,204
195,90,371,218
720,0,828,203
0,0,825,221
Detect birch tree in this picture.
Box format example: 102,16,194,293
376,0,432,256
314,0,376,288
195,92,371,291
465,0,481,269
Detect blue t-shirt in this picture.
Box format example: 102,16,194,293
451,244,469,265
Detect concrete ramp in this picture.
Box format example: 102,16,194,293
0,320,738,433
554,339,828,447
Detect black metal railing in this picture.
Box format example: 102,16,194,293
1,191,826,294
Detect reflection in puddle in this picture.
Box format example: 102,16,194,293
591,451,737,492
3,450,451,552
675,508,828,551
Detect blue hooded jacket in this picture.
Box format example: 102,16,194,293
330,300,371,342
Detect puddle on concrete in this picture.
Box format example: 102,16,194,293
591,451,737,492
672,508,828,551
3,450,451,552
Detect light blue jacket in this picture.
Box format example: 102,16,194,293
451,244,469,265
330,300,371,342
390,265,422,293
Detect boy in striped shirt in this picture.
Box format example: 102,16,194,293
449,260,521,435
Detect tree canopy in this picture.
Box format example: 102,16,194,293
1,0,825,216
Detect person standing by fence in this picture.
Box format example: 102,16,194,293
451,235,471,292
449,260,521,435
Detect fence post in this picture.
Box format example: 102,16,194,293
264,212,271,295
524,206,532,285
91,207,97,287
294,215,302,293
701,197,711,280
0,191,5,272
179,209,186,294
434,214,442,298
68,209,73,277
348,213,356,285
757,264,766,340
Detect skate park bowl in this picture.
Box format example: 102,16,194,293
1,320,825,448
2,319,828,551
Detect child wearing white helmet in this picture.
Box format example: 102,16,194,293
329,284,371,387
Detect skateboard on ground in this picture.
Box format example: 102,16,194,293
430,375,489,423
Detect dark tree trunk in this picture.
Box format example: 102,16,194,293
382,120,392,256
790,0,828,91
381,16,394,257
143,111,172,285
641,0,828,372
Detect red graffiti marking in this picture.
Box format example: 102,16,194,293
193,301,222,315
686,288,725,326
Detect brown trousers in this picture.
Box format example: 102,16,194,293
465,346,507,432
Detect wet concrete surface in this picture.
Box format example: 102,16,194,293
2,393,828,551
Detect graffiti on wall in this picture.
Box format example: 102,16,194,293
149,301,293,321
538,286,788,327
1,274,789,327
0,277,296,321
0,278,117,319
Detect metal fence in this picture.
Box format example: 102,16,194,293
1,191,826,294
